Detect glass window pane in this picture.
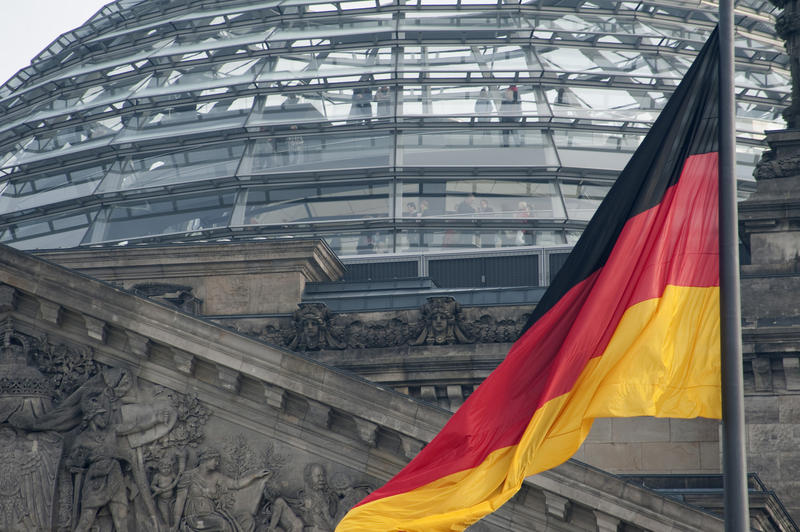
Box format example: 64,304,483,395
0,164,107,214
560,181,611,221
97,142,245,192
240,181,392,225
0,209,97,249
84,190,236,243
240,130,393,174
398,129,557,167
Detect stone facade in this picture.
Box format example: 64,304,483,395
25,238,798,527
740,128,800,520
0,239,771,530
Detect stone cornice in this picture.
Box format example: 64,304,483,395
34,239,345,283
528,460,724,531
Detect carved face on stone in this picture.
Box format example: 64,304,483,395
303,318,321,341
201,452,220,471
431,312,449,335
307,463,327,491
90,406,111,429
157,459,171,474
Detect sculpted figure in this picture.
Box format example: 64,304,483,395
411,297,472,345
66,395,131,532
266,463,338,532
296,463,338,532
173,449,272,532
0,426,62,531
288,304,343,351
25,366,133,433
773,0,800,127
150,453,184,528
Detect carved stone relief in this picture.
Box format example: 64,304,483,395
253,297,529,351
0,319,373,532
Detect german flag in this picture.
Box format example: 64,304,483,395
336,28,722,532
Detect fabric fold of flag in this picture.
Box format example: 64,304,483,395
336,28,722,532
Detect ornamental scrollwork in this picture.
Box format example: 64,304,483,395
255,297,529,351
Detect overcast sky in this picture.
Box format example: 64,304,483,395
1,1,112,85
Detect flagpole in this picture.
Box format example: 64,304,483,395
718,2,749,530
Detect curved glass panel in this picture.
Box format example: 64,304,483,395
0,0,788,256
241,130,393,174
116,95,254,141
84,189,237,243
321,229,395,256
552,129,642,171
399,179,565,220
240,181,392,225
96,142,245,193
2,116,122,167
26,73,152,124
560,181,611,221
0,209,98,250
397,129,558,167
0,164,108,214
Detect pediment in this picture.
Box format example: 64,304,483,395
0,243,728,531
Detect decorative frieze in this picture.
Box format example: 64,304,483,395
256,297,528,352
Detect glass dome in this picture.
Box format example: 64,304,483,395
0,0,789,256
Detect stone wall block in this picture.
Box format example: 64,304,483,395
400,435,424,460
783,357,800,390
420,385,437,404
216,365,241,394
699,441,721,471
641,442,700,472
745,395,780,424
778,393,800,423
583,443,642,472
747,423,798,453
171,348,195,375
305,399,332,429
543,490,571,521
263,382,286,410
125,330,150,359
446,385,464,411
593,510,621,532
83,315,107,343
0,284,16,312
669,418,719,443
585,418,612,443
38,300,61,325
354,417,378,447
611,416,669,443
752,357,773,391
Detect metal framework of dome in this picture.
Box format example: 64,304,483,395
0,0,790,258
